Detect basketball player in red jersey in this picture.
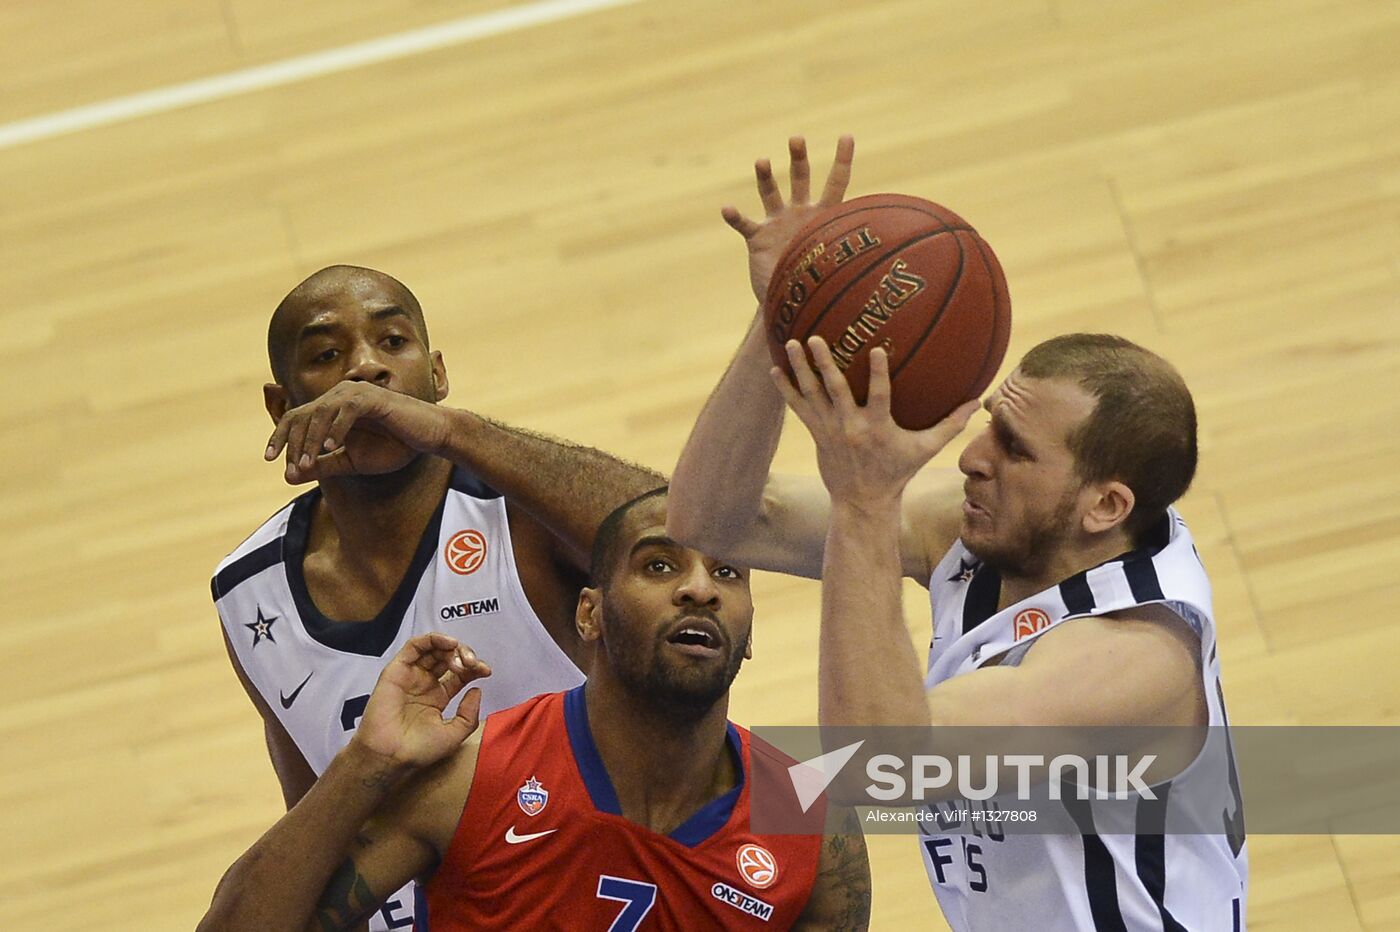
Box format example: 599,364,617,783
200,490,871,931
215,265,667,929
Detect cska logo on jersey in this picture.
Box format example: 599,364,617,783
445,529,488,575
1013,607,1051,641
517,776,549,817
736,843,778,889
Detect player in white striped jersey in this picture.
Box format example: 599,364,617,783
211,264,661,930
669,138,1246,930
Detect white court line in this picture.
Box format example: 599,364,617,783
0,0,641,151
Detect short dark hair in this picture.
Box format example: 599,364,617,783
1019,333,1197,541
590,487,669,586
267,265,429,385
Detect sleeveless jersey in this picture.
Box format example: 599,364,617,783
919,509,1249,931
212,467,584,931
426,687,825,930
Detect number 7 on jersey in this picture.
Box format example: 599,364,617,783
597,875,657,931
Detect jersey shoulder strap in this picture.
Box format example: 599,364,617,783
210,492,310,601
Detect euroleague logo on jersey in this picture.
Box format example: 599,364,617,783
736,843,778,889
444,529,488,575
1013,607,1051,641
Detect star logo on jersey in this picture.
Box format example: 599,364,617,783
949,557,978,584
517,775,549,816
245,607,277,646
736,843,779,889
444,529,488,575
1013,607,1051,641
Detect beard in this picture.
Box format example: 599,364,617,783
599,604,748,724
965,487,1080,579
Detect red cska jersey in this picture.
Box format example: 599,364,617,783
424,686,825,930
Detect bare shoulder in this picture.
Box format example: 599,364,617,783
378,730,485,866
899,468,965,581
1014,605,1206,728
306,739,484,932
1097,602,1204,659
1030,602,1201,657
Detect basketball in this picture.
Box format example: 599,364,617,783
763,193,1011,430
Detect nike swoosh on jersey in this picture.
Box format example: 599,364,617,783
504,826,558,845
280,672,314,709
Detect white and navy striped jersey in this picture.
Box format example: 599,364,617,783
212,467,584,931
920,509,1248,931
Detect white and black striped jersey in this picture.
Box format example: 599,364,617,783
212,467,584,930
920,508,1248,931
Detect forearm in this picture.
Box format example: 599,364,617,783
820,498,932,728
668,313,786,552
200,743,405,932
436,409,663,566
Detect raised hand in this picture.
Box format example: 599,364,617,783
264,382,452,484
350,633,492,772
771,337,979,505
724,135,856,302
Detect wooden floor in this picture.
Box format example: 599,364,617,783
2,0,1397,928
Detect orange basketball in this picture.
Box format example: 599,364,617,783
763,193,1011,430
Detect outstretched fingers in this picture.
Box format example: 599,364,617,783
807,336,858,416
783,339,827,402
819,135,855,206
866,347,893,417
755,157,785,217
721,205,762,239
788,136,811,205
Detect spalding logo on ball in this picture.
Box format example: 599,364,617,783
764,193,1011,430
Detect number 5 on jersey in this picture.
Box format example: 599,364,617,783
597,875,657,931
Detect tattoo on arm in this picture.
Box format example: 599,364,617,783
820,808,872,930
313,848,382,932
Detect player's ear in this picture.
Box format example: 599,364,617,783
1081,480,1134,535
576,587,603,642
263,382,289,424
743,628,753,660
431,351,449,402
